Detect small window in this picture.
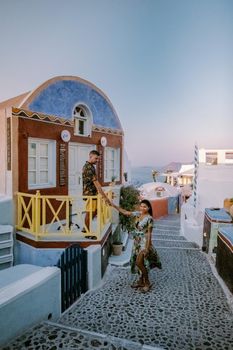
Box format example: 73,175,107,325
104,147,120,182
205,152,218,165
225,152,233,165
28,138,56,189
73,105,92,137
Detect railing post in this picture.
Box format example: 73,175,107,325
107,189,112,221
66,197,70,234
34,190,41,239
97,194,101,240
42,196,46,234
17,193,21,229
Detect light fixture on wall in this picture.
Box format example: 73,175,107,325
100,136,107,147
61,130,71,142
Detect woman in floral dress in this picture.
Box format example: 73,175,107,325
113,200,161,292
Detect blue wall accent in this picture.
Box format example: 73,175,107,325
0,197,14,225
29,80,122,130
15,241,64,267
168,196,178,214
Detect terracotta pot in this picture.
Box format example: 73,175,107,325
112,243,123,256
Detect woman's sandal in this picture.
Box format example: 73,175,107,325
131,279,144,288
140,283,153,293
131,282,144,288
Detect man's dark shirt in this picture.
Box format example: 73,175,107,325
82,161,98,196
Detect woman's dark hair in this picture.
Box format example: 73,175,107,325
140,199,153,216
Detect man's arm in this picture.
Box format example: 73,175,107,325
93,179,112,205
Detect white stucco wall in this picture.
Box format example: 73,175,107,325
0,264,61,347
196,164,233,211
85,244,102,289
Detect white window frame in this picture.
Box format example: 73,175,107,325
28,138,56,189
104,147,120,182
73,104,92,137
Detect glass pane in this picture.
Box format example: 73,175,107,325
40,144,48,157
225,152,233,159
28,171,36,185
225,152,233,164
206,152,217,165
40,157,48,169
40,171,48,183
108,169,113,179
28,157,36,170
29,143,36,156
79,120,84,135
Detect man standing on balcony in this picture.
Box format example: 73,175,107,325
82,150,111,238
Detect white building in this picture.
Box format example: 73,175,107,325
181,148,233,247
163,164,194,187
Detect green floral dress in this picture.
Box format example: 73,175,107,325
130,212,162,274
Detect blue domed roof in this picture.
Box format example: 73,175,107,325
21,76,122,130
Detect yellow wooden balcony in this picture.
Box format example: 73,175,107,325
16,191,112,241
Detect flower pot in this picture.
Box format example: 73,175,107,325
112,243,123,256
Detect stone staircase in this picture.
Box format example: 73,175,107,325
153,215,200,250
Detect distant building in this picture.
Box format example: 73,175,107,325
164,164,194,187
181,147,233,247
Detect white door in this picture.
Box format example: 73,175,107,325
68,143,96,196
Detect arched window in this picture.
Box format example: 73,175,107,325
73,104,92,137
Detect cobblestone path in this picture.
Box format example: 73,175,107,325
3,215,233,350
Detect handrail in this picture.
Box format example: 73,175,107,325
16,191,112,240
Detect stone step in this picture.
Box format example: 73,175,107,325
153,230,181,236
153,234,186,241
153,239,199,249
2,321,164,350
154,225,180,231
155,219,180,224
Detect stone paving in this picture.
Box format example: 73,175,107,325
3,214,233,349
2,322,160,350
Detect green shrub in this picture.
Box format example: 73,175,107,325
119,185,140,232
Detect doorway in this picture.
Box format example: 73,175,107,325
68,143,96,196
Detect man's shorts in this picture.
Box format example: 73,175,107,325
85,198,97,212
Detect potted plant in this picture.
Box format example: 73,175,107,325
110,175,117,187
111,225,123,256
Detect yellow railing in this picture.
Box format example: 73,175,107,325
16,191,112,240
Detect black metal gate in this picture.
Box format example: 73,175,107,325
57,244,88,312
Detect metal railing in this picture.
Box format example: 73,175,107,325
17,190,112,240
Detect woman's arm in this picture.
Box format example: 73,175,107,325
111,204,132,216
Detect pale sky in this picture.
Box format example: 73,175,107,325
0,0,232,166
